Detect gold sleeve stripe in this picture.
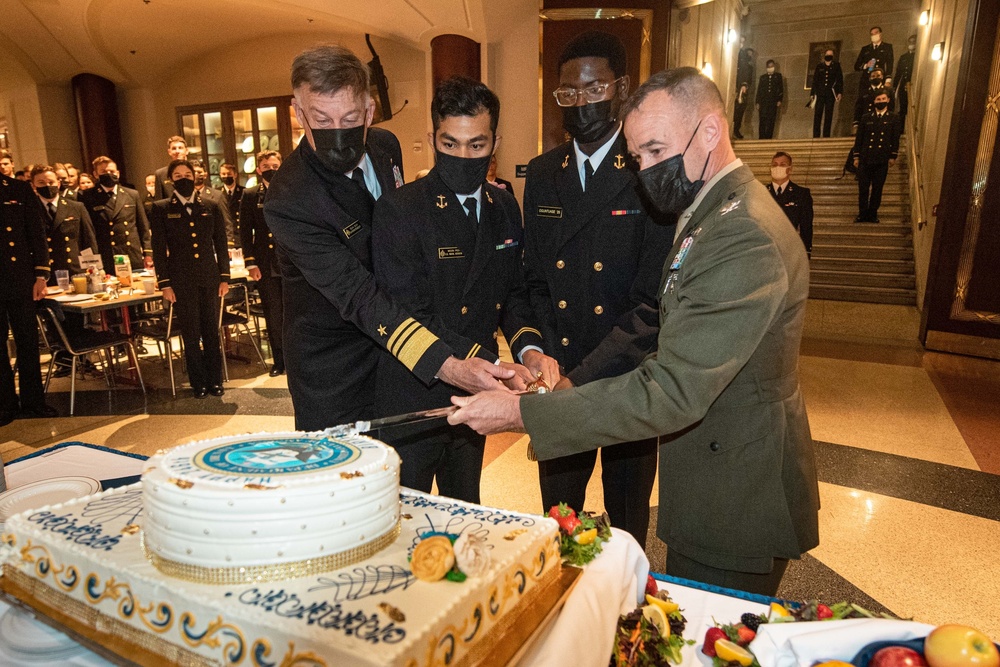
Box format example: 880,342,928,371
507,327,541,347
396,326,440,372
388,318,420,354
35,266,52,271
464,344,481,360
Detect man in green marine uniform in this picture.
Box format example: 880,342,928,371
449,68,820,596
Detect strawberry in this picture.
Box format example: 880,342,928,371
548,504,581,534
817,603,834,620
736,624,756,645
645,574,659,598
702,627,728,657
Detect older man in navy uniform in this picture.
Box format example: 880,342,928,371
853,91,901,223
80,156,152,273
372,77,554,503
522,32,674,547
239,150,285,377
768,152,813,256
1,170,55,428
264,45,515,431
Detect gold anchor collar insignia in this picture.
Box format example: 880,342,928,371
614,154,626,169
561,154,569,169
436,194,448,209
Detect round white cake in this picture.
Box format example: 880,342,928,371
141,431,400,584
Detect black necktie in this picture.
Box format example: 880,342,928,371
351,167,368,194
464,197,477,225
584,159,594,192
48,202,57,220
184,201,193,216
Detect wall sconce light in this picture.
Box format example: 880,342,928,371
701,61,714,79
727,29,737,45
931,41,944,60
919,9,929,25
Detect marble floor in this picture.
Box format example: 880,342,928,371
2,299,999,640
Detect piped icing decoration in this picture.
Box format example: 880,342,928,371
453,533,490,577
409,535,455,582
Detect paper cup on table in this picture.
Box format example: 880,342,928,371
71,275,89,294
143,277,157,294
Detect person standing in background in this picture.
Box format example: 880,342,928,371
1,169,55,427
854,26,893,95
756,59,783,139
895,35,917,130
239,150,285,377
219,162,245,234
31,166,98,278
154,136,189,200
811,48,843,138
768,152,813,257
733,45,755,140
853,92,901,223
79,156,153,272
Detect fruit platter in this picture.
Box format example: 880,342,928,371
610,575,999,667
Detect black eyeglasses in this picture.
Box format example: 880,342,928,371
553,77,624,107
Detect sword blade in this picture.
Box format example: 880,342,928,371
323,406,458,437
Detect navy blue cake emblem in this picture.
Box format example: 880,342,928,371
193,437,361,476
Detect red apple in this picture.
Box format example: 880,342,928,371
869,646,928,667
925,625,1000,667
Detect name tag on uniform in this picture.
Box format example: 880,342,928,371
342,221,362,238
537,206,562,219
438,247,465,259
93,205,105,211
123,204,133,209
167,213,181,219
65,216,77,221
495,239,519,251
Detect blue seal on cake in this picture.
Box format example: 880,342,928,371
193,436,361,476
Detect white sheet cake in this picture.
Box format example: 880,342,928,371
0,432,562,667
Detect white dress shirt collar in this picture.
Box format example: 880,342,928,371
344,153,382,200
573,123,622,191
457,186,483,222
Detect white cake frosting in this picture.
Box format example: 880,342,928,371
0,481,562,666
141,432,400,580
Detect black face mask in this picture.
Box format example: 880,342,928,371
870,78,883,86
434,150,492,195
824,56,834,63
38,185,60,200
562,99,617,144
221,176,235,186
173,178,195,198
311,124,366,173
260,169,276,184
874,101,889,111
98,172,118,188
636,121,709,217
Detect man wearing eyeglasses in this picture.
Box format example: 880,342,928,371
521,31,675,548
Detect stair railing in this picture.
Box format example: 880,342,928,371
906,91,929,232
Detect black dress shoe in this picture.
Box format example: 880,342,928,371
268,364,284,377
20,404,58,419
0,410,16,427
208,385,225,397
871,217,880,223
193,387,208,399
854,215,866,223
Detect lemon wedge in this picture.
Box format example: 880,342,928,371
645,594,680,614
574,528,598,545
814,662,855,667
769,601,792,620
641,604,671,638
715,639,754,666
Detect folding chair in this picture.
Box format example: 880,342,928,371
133,302,184,397
219,283,267,381
37,304,146,415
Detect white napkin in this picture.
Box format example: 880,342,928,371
752,618,936,667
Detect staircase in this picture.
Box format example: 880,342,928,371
734,137,917,306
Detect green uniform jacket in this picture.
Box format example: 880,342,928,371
522,164,820,573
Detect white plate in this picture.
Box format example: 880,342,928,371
45,286,64,295
0,606,87,660
52,294,94,303
0,477,101,523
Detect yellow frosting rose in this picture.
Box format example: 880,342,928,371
410,535,456,582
